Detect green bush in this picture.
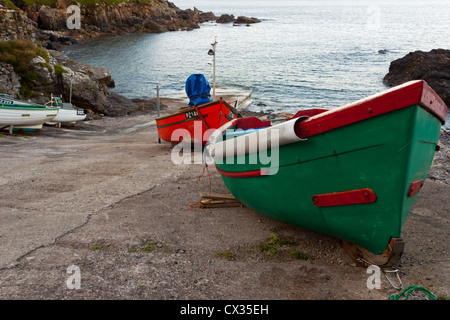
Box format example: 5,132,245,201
2,0,17,8
0,39,51,97
54,64,68,76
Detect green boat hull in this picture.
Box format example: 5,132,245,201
216,104,442,254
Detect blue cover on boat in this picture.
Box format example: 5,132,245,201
185,74,213,106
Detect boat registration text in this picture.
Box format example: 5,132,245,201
185,110,199,119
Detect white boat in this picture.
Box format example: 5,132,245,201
0,93,86,126
0,103,59,133
46,96,86,126
0,93,33,106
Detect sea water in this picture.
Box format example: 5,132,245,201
64,0,450,126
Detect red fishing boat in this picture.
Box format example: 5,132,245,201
156,74,241,145
156,99,241,145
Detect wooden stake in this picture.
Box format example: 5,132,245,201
199,193,239,201
199,192,243,208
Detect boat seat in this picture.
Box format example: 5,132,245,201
224,127,267,139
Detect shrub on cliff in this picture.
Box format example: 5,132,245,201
0,39,51,97
3,0,57,8
1,0,17,8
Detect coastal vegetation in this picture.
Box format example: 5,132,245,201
215,249,235,261
0,39,51,97
0,39,47,74
257,234,310,260
2,0,17,8
53,63,67,76
213,234,311,262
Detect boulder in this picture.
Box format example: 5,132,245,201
216,14,235,23
234,16,261,24
37,5,67,30
30,55,54,85
216,14,261,25
49,50,115,88
0,62,21,96
383,49,450,108
46,50,140,116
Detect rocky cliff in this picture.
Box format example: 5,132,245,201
383,49,450,108
0,38,153,116
4,0,217,43
35,48,152,117
0,62,21,95
0,5,36,42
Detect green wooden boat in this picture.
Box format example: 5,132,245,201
205,80,447,264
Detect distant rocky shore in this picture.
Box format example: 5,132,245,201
5,0,261,50
33,0,216,46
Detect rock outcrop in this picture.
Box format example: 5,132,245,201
0,62,21,95
47,49,152,117
383,49,450,107
0,38,156,117
234,16,261,25
216,13,261,25
40,49,160,117
21,0,217,42
0,6,36,42
216,14,235,24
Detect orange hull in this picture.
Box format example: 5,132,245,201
156,99,240,145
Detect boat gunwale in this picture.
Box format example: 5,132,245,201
205,80,447,164
298,80,447,138
156,113,210,129
155,99,237,122
0,104,59,111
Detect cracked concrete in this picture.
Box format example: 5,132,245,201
0,101,448,300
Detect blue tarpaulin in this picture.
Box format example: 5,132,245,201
185,74,213,106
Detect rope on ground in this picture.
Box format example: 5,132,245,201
388,285,437,300
188,163,212,211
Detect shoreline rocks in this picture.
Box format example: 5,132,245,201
216,14,261,25
26,1,219,44
39,48,161,117
0,62,21,96
383,49,450,107
234,16,261,25
0,6,36,42
0,38,159,117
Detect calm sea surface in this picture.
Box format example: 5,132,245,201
65,0,450,124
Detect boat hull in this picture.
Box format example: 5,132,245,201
48,107,86,124
0,104,58,129
207,80,447,255
156,99,240,145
